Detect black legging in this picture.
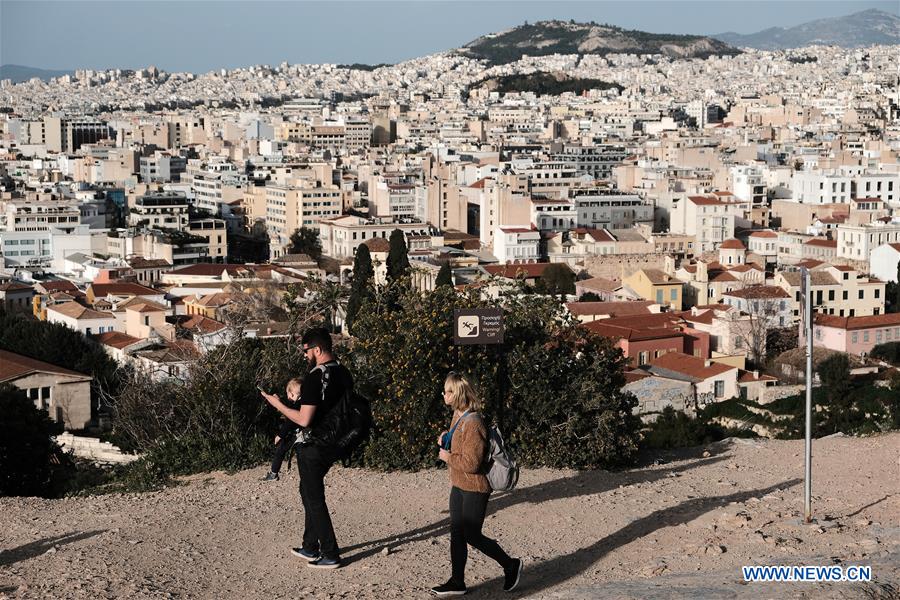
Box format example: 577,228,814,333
449,486,513,584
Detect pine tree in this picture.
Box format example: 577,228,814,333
435,262,453,287
346,244,374,334
386,229,410,280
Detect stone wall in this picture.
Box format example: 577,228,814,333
581,253,669,280
56,433,140,465
624,376,695,417
758,384,805,404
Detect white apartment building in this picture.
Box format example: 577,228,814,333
265,184,342,257
139,152,186,183
317,215,432,259
837,218,900,262
547,144,629,180
493,227,541,264
530,198,576,232
129,191,189,230
370,179,419,220
1,199,81,233
574,192,654,229
792,172,853,204
670,196,748,253
731,164,767,206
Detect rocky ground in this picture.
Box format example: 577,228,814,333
1,434,897,599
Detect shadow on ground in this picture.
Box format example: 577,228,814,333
341,452,732,565
0,530,106,567
468,479,803,598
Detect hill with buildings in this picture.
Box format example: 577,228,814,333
713,9,900,50
0,64,75,84
457,20,740,65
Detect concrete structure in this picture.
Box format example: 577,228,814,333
0,349,92,429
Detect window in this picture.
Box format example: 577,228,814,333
656,290,663,303
843,291,848,300
670,289,677,301
638,351,649,366
852,332,858,343
859,290,864,300
828,290,834,301
863,331,869,342
714,380,725,398
875,289,881,299
41,387,50,400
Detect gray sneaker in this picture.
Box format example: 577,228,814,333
262,471,279,481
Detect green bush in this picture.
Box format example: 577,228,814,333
110,336,306,477
0,384,64,497
871,342,900,364
346,282,641,470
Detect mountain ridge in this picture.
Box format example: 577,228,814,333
713,8,899,49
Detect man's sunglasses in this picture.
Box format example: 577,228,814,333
302,345,317,353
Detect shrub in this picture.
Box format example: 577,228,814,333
0,384,64,497
642,406,726,449
871,342,900,364
347,282,641,470
111,336,306,476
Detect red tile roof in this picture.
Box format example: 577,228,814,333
814,313,900,331
805,238,837,248
48,302,115,320
565,301,654,317
649,352,735,380
89,282,159,297
748,230,778,238
687,196,724,206
0,349,90,382
719,238,745,250
93,331,143,350
723,285,791,300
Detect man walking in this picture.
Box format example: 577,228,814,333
262,327,353,569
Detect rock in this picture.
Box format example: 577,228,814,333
702,451,711,458
45,546,57,554
381,547,390,556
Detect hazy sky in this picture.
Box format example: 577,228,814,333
1,0,897,73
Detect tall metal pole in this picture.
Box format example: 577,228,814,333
803,267,813,523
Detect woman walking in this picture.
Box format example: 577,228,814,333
431,372,522,597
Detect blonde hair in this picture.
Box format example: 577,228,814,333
286,378,302,394
444,372,481,413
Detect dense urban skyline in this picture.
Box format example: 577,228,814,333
0,0,897,73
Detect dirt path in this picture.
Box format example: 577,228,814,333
1,434,898,599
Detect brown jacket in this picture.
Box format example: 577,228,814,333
447,411,490,493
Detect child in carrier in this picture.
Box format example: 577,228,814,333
263,378,302,481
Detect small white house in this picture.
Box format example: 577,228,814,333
47,302,118,336
870,242,900,283
493,226,540,264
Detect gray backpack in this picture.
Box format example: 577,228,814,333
485,425,519,492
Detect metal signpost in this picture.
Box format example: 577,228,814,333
800,267,813,523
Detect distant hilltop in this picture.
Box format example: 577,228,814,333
0,64,75,84
713,9,900,50
457,19,740,66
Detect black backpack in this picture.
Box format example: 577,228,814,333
304,364,372,459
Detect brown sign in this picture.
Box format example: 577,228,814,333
453,308,504,345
